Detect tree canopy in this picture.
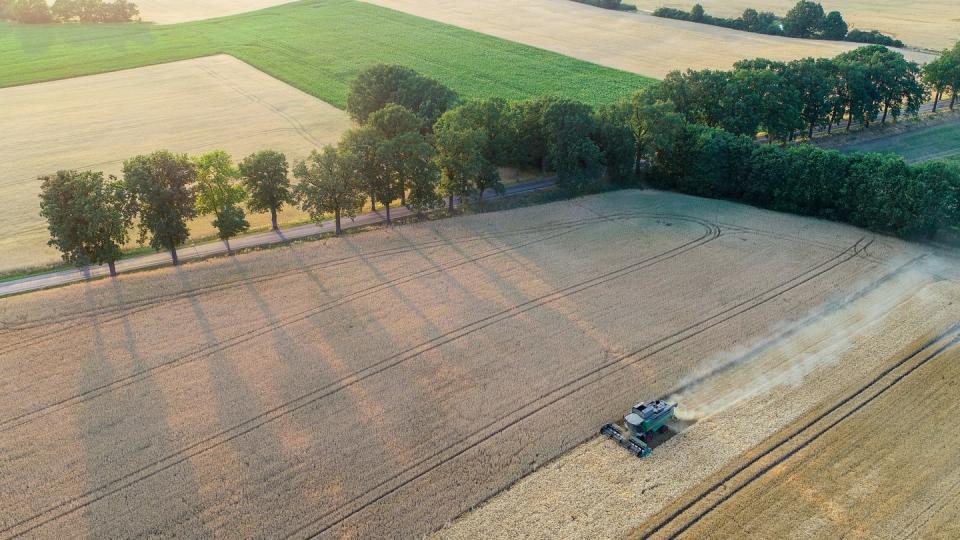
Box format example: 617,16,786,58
123,151,197,265
346,64,458,130
238,150,291,231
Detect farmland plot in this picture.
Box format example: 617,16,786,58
0,190,927,538
362,0,934,78
630,0,960,51
435,257,960,539
0,54,351,273
133,0,297,23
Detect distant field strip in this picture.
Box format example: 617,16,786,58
833,119,960,163
362,0,934,78
0,0,650,106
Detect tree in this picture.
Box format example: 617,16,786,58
542,100,604,192
505,96,556,172
785,57,837,138
821,11,848,40
376,131,439,220
923,54,951,112
11,0,52,22
194,151,249,255
123,151,197,265
38,170,132,277
593,101,637,186
433,101,506,211
782,1,825,38
339,126,387,214
368,103,439,209
689,3,704,22
238,150,291,231
346,64,458,130
293,146,365,236
51,0,78,20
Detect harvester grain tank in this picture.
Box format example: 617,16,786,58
600,400,676,457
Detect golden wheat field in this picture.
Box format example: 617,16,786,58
0,54,351,273
363,0,935,79
436,256,960,539
0,189,938,538
631,0,960,51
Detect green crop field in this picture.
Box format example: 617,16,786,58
835,120,960,164
0,0,652,108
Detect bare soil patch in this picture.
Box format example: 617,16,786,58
0,54,351,273
0,190,930,538
630,0,960,52
362,0,934,79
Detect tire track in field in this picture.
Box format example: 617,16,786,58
289,238,873,538
637,325,960,540
0,215,721,538
0,215,615,337
0,214,713,431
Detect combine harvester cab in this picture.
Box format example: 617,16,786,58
600,400,676,457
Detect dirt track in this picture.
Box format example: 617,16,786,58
0,54,350,272
0,190,923,538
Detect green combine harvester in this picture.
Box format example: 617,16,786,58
600,400,676,457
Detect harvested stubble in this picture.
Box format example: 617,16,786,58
0,55,351,273
434,255,960,539
131,0,297,23
0,190,926,538
362,0,935,79
630,0,960,52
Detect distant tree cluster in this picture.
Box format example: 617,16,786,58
0,0,138,23
654,46,926,142
653,1,904,47
569,0,636,12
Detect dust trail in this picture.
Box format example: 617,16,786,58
668,256,950,422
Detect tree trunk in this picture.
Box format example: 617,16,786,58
108,261,117,277
385,201,391,225
881,102,889,125
808,122,815,139
370,194,376,211
225,238,233,256
827,122,833,134
951,93,957,111
270,208,279,231
400,187,406,208
335,208,342,236
933,90,941,112
448,195,454,212
170,247,179,266
540,156,548,174
846,114,854,131
477,189,484,213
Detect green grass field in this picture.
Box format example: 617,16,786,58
836,120,960,164
0,0,652,107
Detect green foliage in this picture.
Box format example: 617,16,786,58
194,150,249,246
543,100,604,192
593,102,638,186
433,100,506,209
368,103,442,212
339,125,388,211
238,150,291,231
38,169,132,274
347,64,458,130
3,0,137,23
123,151,197,262
293,145,365,235
821,11,848,40
781,1,824,38
0,1,652,107
922,42,960,111
570,0,636,11
845,30,904,48
9,0,51,23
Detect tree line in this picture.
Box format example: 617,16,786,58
652,45,953,142
37,52,960,278
0,0,138,24
654,1,904,47
569,0,636,12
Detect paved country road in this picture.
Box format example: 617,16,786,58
0,179,555,298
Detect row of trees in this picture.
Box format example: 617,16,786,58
923,42,960,111
653,1,904,47
654,46,933,143
0,0,137,23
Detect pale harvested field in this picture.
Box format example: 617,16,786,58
0,190,930,538
435,251,960,539
134,0,295,24
631,0,960,51
0,54,351,273
362,0,934,79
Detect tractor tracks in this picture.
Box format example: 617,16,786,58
634,324,960,540
285,237,874,538
0,213,721,538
